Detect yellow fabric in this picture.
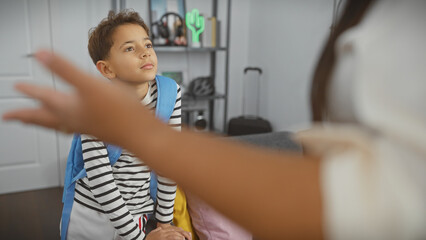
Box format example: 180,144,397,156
173,186,199,240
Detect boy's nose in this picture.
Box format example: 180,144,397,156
140,51,150,58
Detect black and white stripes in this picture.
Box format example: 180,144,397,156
74,80,180,239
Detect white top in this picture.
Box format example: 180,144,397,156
297,1,426,239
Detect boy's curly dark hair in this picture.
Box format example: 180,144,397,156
88,10,150,64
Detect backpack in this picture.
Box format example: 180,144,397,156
60,75,177,240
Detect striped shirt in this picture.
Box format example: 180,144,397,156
74,80,181,239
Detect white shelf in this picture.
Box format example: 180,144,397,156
154,46,227,52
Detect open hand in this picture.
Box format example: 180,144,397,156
2,50,155,145
146,224,192,240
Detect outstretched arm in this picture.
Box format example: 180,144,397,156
2,50,323,239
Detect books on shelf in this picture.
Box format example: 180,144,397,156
161,71,184,85
201,17,220,48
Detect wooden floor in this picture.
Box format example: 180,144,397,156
0,187,62,240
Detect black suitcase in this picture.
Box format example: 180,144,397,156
227,67,272,136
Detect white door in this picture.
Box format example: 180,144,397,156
0,0,59,194
49,0,112,186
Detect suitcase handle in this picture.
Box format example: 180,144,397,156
242,66,263,117
244,67,262,75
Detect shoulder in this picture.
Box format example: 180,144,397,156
296,124,426,239
155,75,181,93
156,75,176,84
80,134,98,142
80,134,104,147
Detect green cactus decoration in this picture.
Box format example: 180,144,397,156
186,9,205,43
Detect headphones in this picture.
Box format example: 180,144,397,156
152,12,184,45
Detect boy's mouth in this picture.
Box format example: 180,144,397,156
141,63,154,70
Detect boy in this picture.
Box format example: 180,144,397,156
64,10,188,240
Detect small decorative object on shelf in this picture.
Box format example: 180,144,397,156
202,16,220,48
187,76,215,97
149,0,187,46
182,107,210,132
194,111,208,131
186,9,205,48
162,71,184,85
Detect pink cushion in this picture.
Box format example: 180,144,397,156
186,193,252,240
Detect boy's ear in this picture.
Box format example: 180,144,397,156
96,60,116,79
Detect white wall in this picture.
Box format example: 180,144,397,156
225,0,251,129
227,0,333,132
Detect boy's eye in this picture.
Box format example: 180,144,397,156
146,43,153,48
125,47,134,52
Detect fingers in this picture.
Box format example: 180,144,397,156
164,233,187,240
2,107,60,130
165,231,189,240
149,227,161,233
34,50,98,91
169,227,191,240
157,225,191,240
13,83,75,121
2,83,74,132
14,83,62,108
157,229,189,240
183,231,192,240
180,230,191,239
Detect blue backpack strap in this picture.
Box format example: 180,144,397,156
105,143,122,165
61,134,83,240
61,135,122,240
150,75,178,202
62,134,79,202
150,172,158,201
155,75,178,122
61,178,77,240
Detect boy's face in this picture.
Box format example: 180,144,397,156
104,24,157,84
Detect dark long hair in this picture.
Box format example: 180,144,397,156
310,0,375,121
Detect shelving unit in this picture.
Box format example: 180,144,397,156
154,46,228,52
182,93,226,101
154,0,232,133
210,0,231,132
